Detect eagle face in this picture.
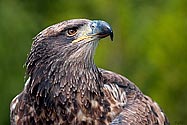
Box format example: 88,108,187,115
35,19,113,46
29,19,113,67
26,19,114,78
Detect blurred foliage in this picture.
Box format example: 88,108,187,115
0,0,186,124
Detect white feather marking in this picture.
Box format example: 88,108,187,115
15,115,19,122
126,107,136,114
77,110,86,121
10,95,19,111
153,102,165,124
154,102,159,108
24,77,31,88
91,100,98,108
77,110,92,122
120,91,127,103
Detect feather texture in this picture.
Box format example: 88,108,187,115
10,19,169,125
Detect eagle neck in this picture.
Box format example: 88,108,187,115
59,41,103,97
26,40,103,104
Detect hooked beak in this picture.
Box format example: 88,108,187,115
90,20,113,41
72,20,113,44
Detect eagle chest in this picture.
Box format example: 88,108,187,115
52,85,124,125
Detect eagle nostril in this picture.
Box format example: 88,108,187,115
90,23,97,29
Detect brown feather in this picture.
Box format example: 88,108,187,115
10,19,169,125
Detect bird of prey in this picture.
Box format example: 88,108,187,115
10,19,169,125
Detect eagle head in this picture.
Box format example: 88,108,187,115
26,19,113,75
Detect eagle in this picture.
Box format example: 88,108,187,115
10,19,169,125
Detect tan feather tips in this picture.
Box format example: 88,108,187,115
34,19,91,41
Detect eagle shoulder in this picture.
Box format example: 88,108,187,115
99,68,169,125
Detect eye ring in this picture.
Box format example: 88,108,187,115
66,28,78,36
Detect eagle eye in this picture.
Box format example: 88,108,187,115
66,27,78,36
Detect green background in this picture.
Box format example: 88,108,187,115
0,0,186,124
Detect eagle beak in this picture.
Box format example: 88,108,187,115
90,20,113,41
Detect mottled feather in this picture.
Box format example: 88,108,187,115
10,19,169,125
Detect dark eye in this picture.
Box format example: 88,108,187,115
66,27,78,36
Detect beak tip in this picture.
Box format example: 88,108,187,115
91,20,114,41
110,34,113,41
110,31,113,41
